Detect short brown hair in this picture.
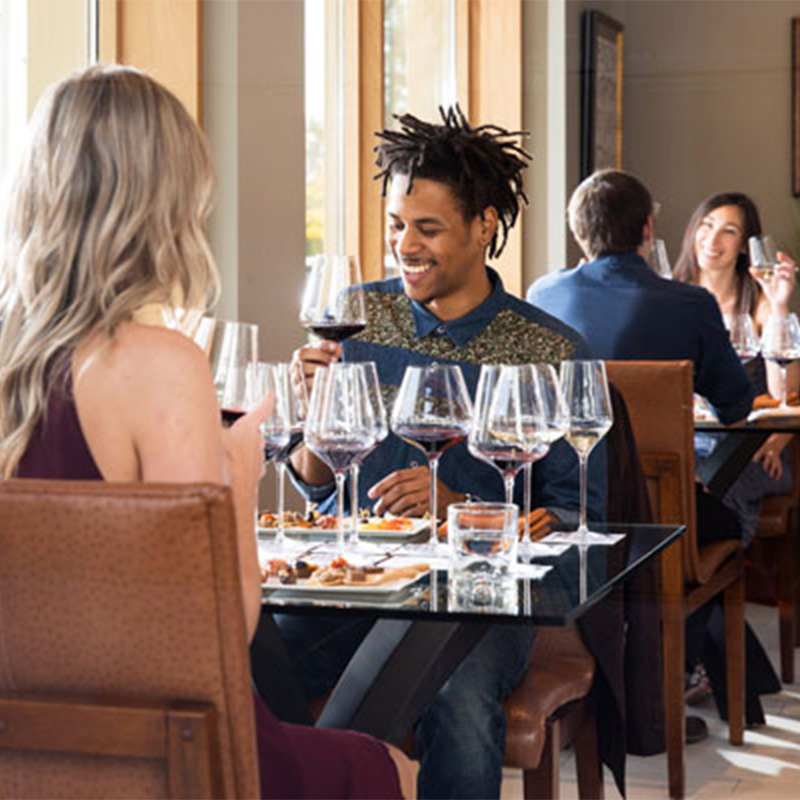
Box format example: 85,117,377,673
568,170,653,260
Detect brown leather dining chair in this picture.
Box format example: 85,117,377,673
0,480,259,799
501,384,654,800
605,360,745,800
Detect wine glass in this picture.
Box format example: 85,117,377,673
520,364,569,550
299,255,367,343
650,238,672,280
748,235,779,282
468,364,549,506
305,363,377,550
194,318,259,419
723,313,760,361
391,363,473,554
247,363,292,549
261,363,306,548
760,313,800,408
349,362,389,549
557,360,614,543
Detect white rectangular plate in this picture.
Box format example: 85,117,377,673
262,569,428,596
258,517,429,538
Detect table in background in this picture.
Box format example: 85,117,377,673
695,412,800,496
253,523,684,744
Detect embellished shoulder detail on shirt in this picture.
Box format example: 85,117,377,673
357,291,579,365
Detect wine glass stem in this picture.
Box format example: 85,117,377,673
523,462,532,544
276,459,287,547
578,453,589,534
429,455,440,548
335,470,347,551
504,473,515,506
350,463,361,545
781,365,788,408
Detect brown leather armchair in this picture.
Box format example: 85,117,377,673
605,361,745,800
0,480,259,799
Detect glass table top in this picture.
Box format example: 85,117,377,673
258,523,684,625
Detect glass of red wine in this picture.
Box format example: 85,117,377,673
299,254,367,344
468,364,550,506
305,363,378,551
348,362,389,550
760,313,800,408
249,363,303,550
194,318,259,421
391,363,473,554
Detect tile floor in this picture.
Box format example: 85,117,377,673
500,603,800,799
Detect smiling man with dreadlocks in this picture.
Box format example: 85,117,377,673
277,107,604,799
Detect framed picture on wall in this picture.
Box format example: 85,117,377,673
793,17,800,196
580,10,624,180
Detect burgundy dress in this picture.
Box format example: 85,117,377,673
17,376,402,800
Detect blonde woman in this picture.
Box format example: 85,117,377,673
0,66,412,799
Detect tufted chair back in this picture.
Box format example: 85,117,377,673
0,480,259,799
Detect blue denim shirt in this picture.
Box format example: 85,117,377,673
290,268,606,524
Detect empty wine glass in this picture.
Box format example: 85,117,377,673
760,313,800,408
305,363,377,550
391,363,473,554
650,238,672,280
299,255,367,343
723,313,760,361
194,318,259,420
748,235,779,282
520,364,569,550
262,363,306,548
349,362,389,548
247,363,292,549
468,365,549,506
557,360,614,543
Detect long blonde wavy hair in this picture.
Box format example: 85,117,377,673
0,65,219,477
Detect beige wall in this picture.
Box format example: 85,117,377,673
205,0,307,510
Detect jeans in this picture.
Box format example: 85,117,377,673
272,613,535,800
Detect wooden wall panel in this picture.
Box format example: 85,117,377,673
468,0,523,296
98,0,202,124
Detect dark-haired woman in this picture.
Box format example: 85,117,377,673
675,192,795,723
675,192,798,545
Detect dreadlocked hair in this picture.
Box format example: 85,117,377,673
374,106,531,258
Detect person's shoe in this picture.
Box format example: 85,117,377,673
685,663,713,705
685,715,708,744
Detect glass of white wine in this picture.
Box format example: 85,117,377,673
557,360,613,544
748,235,778,282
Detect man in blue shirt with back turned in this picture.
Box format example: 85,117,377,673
277,108,604,799
527,169,753,424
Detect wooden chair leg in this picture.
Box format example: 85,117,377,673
574,697,603,800
661,543,685,799
523,718,559,800
778,514,798,683
724,574,745,746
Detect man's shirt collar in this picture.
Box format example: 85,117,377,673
410,267,506,347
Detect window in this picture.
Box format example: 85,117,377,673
0,0,93,189
0,0,28,188
304,0,521,287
